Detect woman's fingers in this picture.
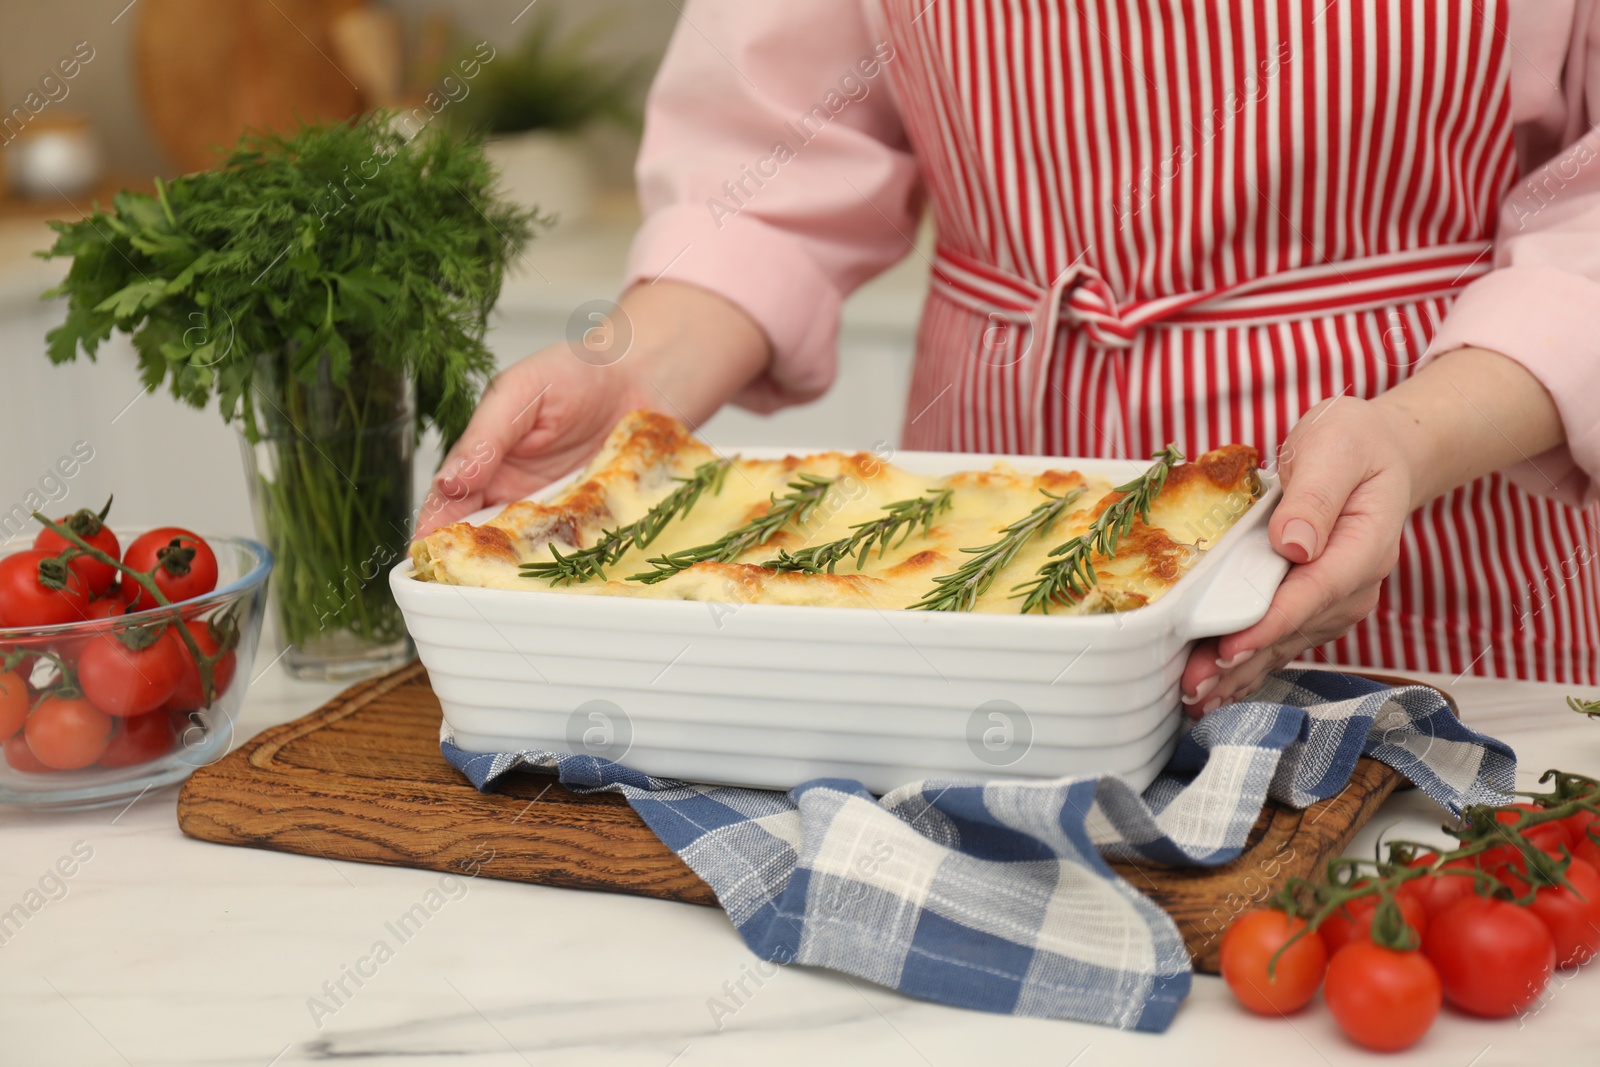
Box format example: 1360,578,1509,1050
1206,553,1388,706
1214,505,1393,675
1189,397,1415,715
414,367,553,538
440,370,551,492
415,475,489,539
1181,637,1222,716
1268,401,1371,566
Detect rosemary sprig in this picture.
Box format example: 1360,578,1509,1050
628,474,837,585
1011,444,1184,614
762,488,954,574
519,457,734,585
911,488,1084,612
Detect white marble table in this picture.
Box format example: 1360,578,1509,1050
2,665,1597,1067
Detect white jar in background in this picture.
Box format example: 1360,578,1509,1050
5,114,102,199
484,129,595,229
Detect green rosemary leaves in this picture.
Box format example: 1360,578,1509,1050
911,488,1085,612
763,488,954,574
519,457,734,585
523,443,1190,607
1012,444,1184,614
629,474,837,585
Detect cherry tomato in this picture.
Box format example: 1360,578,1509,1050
0,670,27,739
24,694,112,769
1576,835,1600,872
52,598,129,662
1495,803,1563,833
1493,843,1577,887
34,506,121,598
121,529,218,609
162,620,237,713
1403,854,1480,919
1526,826,1574,856
1501,858,1600,967
1424,895,1554,1017
1324,942,1441,1052
1474,845,1519,878
77,628,184,717
98,710,177,768
1318,889,1429,956
1220,909,1328,1015
0,550,92,628
1562,810,1599,851
1474,814,1568,883
3,732,53,773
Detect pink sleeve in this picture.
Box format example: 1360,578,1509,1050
623,1,922,412
1422,3,1600,507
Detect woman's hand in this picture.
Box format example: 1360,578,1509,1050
1180,347,1566,715
413,349,651,537
414,281,770,538
1179,397,1413,713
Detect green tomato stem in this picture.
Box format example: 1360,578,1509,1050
1264,768,1600,972
28,512,222,704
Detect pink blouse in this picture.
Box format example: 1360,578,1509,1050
624,0,1600,506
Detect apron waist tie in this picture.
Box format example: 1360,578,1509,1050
929,241,1494,452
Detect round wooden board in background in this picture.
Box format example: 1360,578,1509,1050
134,0,367,173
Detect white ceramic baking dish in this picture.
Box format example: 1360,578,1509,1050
392,448,1288,794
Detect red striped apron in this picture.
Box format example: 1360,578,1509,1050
876,0,1600,684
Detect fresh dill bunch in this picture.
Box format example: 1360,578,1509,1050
912,488,1084,613
40,112,540,446
763,488,953,574
629,475,836,585
520,458,734,585
1012,445,1185,614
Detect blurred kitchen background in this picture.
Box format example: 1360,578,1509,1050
0,0,927,539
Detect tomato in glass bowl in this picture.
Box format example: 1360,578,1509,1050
0,532,271,811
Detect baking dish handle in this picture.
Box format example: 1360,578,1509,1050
1175,521,1293,641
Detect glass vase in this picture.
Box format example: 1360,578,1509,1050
240,350,415,681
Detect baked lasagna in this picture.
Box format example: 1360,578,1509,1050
410,411,1262,615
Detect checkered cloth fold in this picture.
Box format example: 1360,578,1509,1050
441,668,1515,1031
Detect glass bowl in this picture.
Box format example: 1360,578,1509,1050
0,533,272,811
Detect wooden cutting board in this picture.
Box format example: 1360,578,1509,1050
177,663,1441,973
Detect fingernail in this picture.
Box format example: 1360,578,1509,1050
1200,696,1223,715
438,452,473,481
1182,675,1220,705
1216,648,1256,670
1282,518,1317,563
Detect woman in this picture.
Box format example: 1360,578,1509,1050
420,1,1600,708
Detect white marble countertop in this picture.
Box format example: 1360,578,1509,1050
3,664,1599,1066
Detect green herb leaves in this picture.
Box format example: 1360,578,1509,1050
912,489,1084,613
449,10,649,135
763,488,953,574
1012,444,1184,614
520,458,735,585
629,474,836,585
41,114,539,447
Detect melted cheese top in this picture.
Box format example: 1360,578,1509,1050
410,411,1261,615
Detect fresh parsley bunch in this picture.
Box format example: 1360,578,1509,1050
40,113,538,446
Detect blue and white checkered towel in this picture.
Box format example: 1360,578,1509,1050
441,668,1515,1031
